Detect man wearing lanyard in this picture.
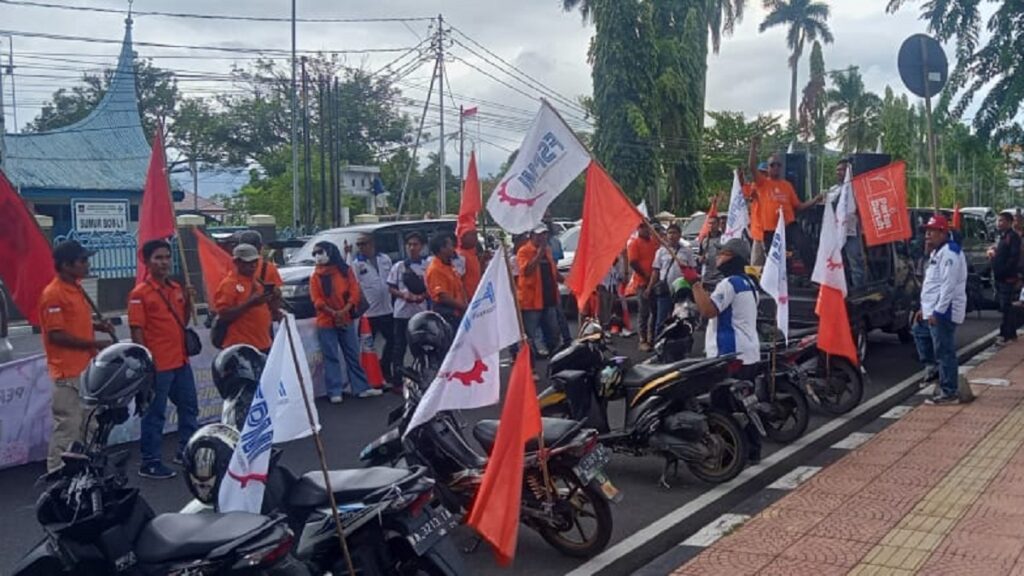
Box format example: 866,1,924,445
351,233,396,384
388,232,430,382
651,223,699,333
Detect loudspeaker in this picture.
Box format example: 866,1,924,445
849,153,892,177
784,152,819,201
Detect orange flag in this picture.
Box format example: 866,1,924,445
136,126,177,284
816,285,859,365
565,162,645,311
0,170,55,325
456,151,481,240
466,346,542,566
192,227,232,305
696,197,719,243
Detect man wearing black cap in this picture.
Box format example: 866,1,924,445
991,210,1021,344
38,240,116,472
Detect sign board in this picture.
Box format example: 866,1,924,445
898,34,948,99
72,199,129,233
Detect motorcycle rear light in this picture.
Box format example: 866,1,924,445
232,532,294,569
408,491,434,518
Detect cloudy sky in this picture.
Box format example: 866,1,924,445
0,0,964,182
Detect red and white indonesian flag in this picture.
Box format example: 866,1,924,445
761,209,789,343
721,170,749,242
405,246,521,435
219,314,320,513
485,101,590,233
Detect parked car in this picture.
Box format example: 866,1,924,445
680,212,706,244
908,208,995,310
279,220,456,318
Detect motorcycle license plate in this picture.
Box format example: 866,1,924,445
741,394,758,408
407,504,459,556
574,444,611,485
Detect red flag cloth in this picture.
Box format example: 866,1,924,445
952,202,962,231
136,127,177,284
192,227,232,305
0,170,55,325
461,106,479,117
466,346,542,566
566,162,645,311
851,161,911,247
815,285,859,366
456,151,482,240
696,198,719,243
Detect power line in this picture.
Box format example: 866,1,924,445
0,0,434,24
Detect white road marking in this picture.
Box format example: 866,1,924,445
880,405,914,419
563,329,998,576
969,378,1010,387
831,432,875,450
680,513,750,547
767,466,821,490
917,384,936,396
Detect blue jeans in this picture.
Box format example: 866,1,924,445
318,325,370,397
523,308,561,357
655,295,674,338
141,364,199,465
912,317,958,397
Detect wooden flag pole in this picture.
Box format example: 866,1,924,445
157,123,199,325
282,315,357,576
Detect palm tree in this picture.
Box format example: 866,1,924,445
826,69,882,153
759,0,834,129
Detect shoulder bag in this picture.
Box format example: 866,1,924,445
152,281,203,357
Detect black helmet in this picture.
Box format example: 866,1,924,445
183,423,239,506
80,343,154,410
212,345,266,400
407,311,452,360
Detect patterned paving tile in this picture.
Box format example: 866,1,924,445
935,531,1024,564
713,519,804,556
671,549,774,576
757,556,850,576
680,513,751,547
811,510,898,544
779,535,874,568
773,488,850,514
754,507,828,534
918,552,1015,576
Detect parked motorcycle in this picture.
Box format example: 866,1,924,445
183,345,466,576
758,328,865,416
538,321,753,487
13,343,308,576
359,312,619,559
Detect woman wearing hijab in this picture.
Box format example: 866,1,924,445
309,241,380,403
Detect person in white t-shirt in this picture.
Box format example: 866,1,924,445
692,237,762,461
651,223,698,334
387,232,430,384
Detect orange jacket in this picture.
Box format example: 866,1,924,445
309,265,362,328
516,242,558,311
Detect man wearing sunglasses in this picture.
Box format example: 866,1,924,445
748,136,824,266
350,233,396,384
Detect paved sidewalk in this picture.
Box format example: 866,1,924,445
673,338,1024,576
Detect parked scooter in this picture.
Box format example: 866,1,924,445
13,344,308,576
538,320,755,487
756,328,865,415
359,312,619,559
183,345,466,576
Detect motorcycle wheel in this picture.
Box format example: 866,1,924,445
814,356,864,415
687,410,747,484
536,469,613,558
763,380,810,444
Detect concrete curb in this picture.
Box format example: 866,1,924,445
574,328,999,576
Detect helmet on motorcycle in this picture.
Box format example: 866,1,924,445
578,320,604,341
212,345,266,400
81,343,155,411
407,311,452,361
599,364,623,398
671,277,693,303
183,423,239,505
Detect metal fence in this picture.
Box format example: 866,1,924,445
53,230,180,279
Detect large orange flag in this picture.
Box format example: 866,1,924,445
0,170,55,325
466,346,542,566
136,126,177,284
456,151,481,240
565,162,645,311
192,227,232,305
696,197,719,244
816,286,859,365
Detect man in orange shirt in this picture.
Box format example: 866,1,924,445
426,233,467,329
236,230,284,320
456,229,482,298
214,244,274,352
38,240,116,472
627,223,659,350
517,224,562,358
128,239,199,480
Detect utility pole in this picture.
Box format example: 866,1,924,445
191,158,198,211
290,0,299,231
4,35,17,133
327,77,337,227
318,75,326,227
301,57,312,229
436,14,446,216
0,39,5,170
459,104,464,186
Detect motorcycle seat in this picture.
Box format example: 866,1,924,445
622,355,738,389
136,512,273,564
287,467,415,509
473,417,581,454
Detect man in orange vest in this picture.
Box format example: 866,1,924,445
517,224,562,358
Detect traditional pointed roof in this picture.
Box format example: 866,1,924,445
2,18,150,193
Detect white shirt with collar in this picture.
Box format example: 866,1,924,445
350,251,394,317
920,239,968,324
387,257,429,319
654,242,697,285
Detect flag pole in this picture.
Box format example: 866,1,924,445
282,315,357,576
158,122,198,325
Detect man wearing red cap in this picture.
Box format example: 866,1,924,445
914,214,968,405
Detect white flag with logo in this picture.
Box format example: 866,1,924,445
761,209,789,343
812,168,851,295
219,314,320,513
486,101,591,233
406,246,520,435
721,170,749,241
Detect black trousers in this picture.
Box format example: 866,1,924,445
997,281,1020,341
736,363,762,460
368,315,395,381
391,317,410,383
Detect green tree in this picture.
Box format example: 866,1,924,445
826,69,882,153
703,110,787,193
759,0,834,129
879,87,915,162
798,41,828,154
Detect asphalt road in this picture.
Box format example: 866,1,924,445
0,312,1001,575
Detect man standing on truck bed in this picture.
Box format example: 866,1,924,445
990,210,1021,345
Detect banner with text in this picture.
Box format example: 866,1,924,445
852,161,911,247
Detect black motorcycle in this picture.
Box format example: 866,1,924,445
14,344,307,576
538,322,754,487
359,360,619,559
758,328,865,416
